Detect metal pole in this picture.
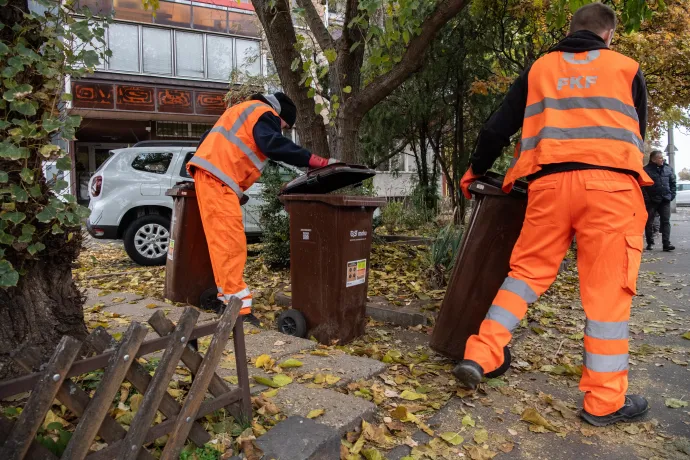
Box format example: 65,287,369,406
668,122,677,213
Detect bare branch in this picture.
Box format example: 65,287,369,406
344,0,469,120
295,0,334,51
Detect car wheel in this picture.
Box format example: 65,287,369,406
123,214,171,266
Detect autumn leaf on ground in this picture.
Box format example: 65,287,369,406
325,374,341,385
253,374,292,388
42,410,69,430
306,409,325,419
465,444,497,460
361,448,385,460
473,428,488,444
223,375,239,385
440,431,463,445
462,414,476,427
255,354,274,369
278,358,303,368
665,398,688,408
145,303,158,309
129,394,144,413
400,390,427,401
682,331,690,340
520,408,559,432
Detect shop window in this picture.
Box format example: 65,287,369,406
175,31,204,78
112,0,153,22
236,39,260,76
143,27,172,75
228,11,261,37
131,152,173,174
108,23,139,72
78,0,113,15
206,35,233,81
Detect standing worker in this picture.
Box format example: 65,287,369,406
453,3,653,427
643,151,676,251
188,92,334,326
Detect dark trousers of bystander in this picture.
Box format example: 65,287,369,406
645,200,671,247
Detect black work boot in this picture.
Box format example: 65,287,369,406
453,347,511,389
243,313,262,328
452,360,483,390
663,244,675,252
580,395,649,427
646,243,654,251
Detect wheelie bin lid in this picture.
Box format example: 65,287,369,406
165,181,195,197
279,162,376,195
470,171,528,199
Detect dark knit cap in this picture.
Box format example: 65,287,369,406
249,92,297,128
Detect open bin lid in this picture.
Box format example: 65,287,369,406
280,162,376,195
469,171,528,199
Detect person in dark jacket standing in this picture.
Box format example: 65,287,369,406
643,151,676,251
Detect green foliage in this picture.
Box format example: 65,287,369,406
0,0,110,286
258,162,297,268
426,224,463,288
35,422,72,457
179,445,221,460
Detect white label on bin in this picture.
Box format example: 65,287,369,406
346,259,367,287
301,229,311,240
167,239,175,261
349,229,368,241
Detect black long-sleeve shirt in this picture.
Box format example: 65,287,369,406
471,30,648,180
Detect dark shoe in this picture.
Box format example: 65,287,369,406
452,360,483,390
663,245,675,252
646,244,654,251
242,313,262,328
486,346,512,379
580,395,649,427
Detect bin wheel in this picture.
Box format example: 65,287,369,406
486,346,512,379
200,288,224,313
277,309,307,338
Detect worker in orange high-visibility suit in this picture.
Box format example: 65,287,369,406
188,92,334,327
453,3,653,427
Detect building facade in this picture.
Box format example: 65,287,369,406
67,0,262,201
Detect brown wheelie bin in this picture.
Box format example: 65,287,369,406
163,182,217,308
430,172,528,360
278,164,386,344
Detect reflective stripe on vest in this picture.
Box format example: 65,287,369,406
524,97,639,121
486,305,521,332
521,126,644,154
208,102,268,172
189,156,245,200
500,277,538,304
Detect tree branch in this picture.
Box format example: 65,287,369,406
343,0,469,120
295,0,334,51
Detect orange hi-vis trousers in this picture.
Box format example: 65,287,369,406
193,169,252,315
464,169,647,416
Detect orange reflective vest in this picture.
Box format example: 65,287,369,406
503,49,653,192
187,100,278,201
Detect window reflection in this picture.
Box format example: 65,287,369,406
155,1,192,28
193,5,228,33
112,0,153,23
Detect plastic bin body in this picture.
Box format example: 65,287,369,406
280,194,386,344
164,183,215,306
430,173,528,360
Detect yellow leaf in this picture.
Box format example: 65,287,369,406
350,431,366,455
325,374,341,385
253,376,279,388
521,408,559,432
391,405,414,422
262,389,279,398
362,447,385,460
440,432,463,446
400,390,427,401
462,414,475,427
223,375,239,385
682,331,690,340
42,410,69,430
279,359,303,368
272,374,293,387
130,394,144,413
255,354,273,369
473,429,488,444
310,350,330,357
306,409,325,419
313,374,325,384
145,303,158,309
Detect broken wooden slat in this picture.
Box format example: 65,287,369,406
118,307,200,460
159,299,241,460
62,322,148,460
0,321,221,400
85,388,242,460
232,318,253,419
11,347,157,460
0,336,82,460
0,415,58,460
87,327,210,448
148,311,232,400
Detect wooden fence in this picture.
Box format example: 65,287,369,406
0,298,251,459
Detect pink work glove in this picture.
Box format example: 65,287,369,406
308,155,337,169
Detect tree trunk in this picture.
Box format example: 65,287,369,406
0,251,87,380
0,0,88,379
251,0,331,157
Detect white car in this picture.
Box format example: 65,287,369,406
677,180,690,206
87,141,299,266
